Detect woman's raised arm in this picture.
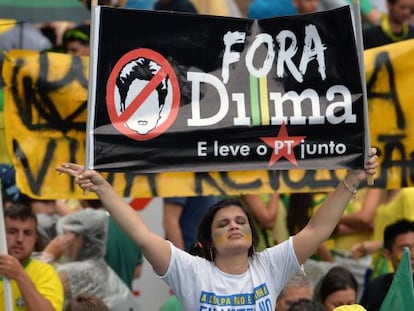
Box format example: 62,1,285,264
56,163,171,275
292,148,378,264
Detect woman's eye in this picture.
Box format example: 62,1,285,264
217,221,228,227
236,216,247,224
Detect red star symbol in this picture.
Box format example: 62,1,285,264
260,122,306,167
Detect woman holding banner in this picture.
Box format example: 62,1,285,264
55,148,378,310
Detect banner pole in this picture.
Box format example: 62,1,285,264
0,180,14,311
84,0,99,195
353,0,374,185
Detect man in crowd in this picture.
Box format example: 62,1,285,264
359,219,414,310
0,203,63,310
276,273,314,311
363,0,414,49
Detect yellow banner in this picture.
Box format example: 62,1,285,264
365,39,414,189
3,39,414,199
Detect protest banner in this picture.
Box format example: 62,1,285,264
86,6,367,173
3,50,89,198
3,14,414,199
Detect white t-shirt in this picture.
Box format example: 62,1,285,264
160,237,301,310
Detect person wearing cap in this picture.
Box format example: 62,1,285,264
359,219,414,311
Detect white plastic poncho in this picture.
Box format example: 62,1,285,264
55,208,141,311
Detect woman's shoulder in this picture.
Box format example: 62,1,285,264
253,238,293,259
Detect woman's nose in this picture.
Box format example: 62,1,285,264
229,221,240,229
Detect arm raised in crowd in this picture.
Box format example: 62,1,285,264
55,164,171,275
293,148,378,264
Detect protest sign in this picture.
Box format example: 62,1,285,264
87,6,367,173
4,15,414,199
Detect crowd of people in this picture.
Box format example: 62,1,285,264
1,0,414,310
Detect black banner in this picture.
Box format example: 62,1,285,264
89,6,366,173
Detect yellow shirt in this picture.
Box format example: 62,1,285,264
373,187,414,241
369,188,414,279
0,258,64,311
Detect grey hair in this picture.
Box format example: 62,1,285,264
277,273,314,301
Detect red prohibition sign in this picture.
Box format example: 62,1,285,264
106,48,181,141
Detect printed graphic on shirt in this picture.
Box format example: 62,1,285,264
199,283,271,310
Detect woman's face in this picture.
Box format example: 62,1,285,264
323,287,357,311
211,205,252,256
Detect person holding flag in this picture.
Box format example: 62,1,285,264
0,203,64,311
379,246,414,310
359,219,414,310
55,148,377,310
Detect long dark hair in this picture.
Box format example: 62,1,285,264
318,266,358,304
287,193,313,235
195,198,260,261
